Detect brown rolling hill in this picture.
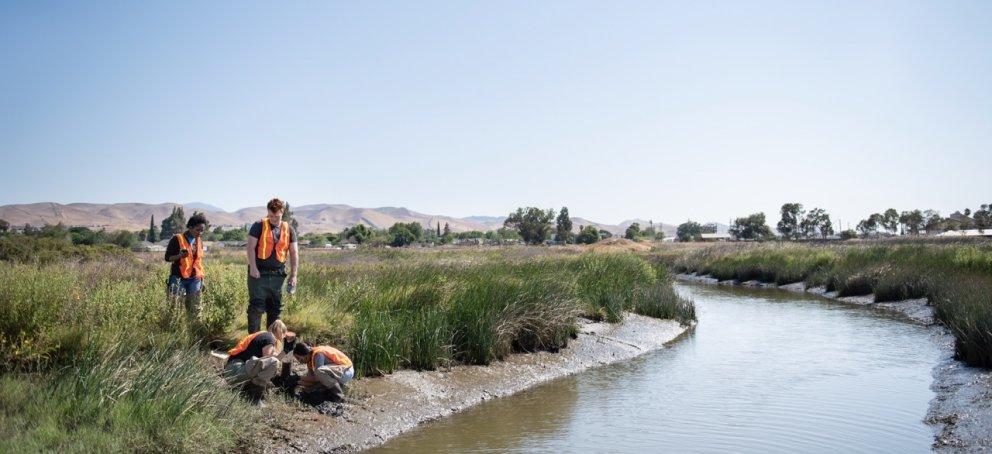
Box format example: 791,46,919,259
0,202,681,236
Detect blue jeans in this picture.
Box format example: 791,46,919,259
167,275,202,296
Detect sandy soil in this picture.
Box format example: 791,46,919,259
255,314,692,453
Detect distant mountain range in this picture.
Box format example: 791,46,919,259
0,202,707,236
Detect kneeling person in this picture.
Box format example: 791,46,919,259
225,320,288,398
293,343,354,400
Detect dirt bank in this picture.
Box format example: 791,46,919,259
676,273,992,451
259,314,692,453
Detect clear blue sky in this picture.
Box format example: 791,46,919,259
2,1,989,227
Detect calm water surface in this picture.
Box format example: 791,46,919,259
372,283,944,453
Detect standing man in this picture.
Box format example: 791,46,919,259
246,198,299,333
165,212,209,321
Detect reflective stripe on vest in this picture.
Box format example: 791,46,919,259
309,346,353,370
228,331,265,357
257,219,290,263
174,233,204,279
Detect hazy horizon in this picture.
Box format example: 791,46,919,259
2,2,989,228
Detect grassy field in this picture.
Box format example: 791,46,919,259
655,239,992,368
0,243,694,452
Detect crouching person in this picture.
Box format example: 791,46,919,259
272,331,298,389
293,343,354,402
224,320,288,402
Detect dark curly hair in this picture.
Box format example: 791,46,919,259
187,212,209,229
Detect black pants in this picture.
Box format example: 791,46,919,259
247,272,285,333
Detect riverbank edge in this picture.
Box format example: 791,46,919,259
675,273,992,451
260,313,693,453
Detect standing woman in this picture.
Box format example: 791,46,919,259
165,212,208,322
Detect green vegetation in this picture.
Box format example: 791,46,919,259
159,206,187,238
504,207,555,244
0,243,695,451
624,222,641,240
676,220,703,242
556,206,574,244
665,241,992,367
728,212,773,241
853,203,990,238
0,256,253,452
576,225,600,244
0,231,132,264
297,251,695,377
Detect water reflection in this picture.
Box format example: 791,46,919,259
374,283,943,453
372,375,578,452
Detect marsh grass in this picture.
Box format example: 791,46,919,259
0,338,252,453
0,247,696,448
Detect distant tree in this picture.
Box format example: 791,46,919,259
0,219,8,234
409,222,424,240
624,222,641,240
387,222,423,247
576,225,601,244
503,207,556,245
839,230,858,240
455,230,485,240
729,213,773,241
701,223,718,234
160,206,186,238
146,215,158,242
642,225,656,236
974,204,992,232
964,208,972,217
881,209,900,235
923,210,944,234
69,226,105,245
441,222,453,244
221,228,248,242
676,221,703,242
598,229,612,239
820,215,835,238
555,207,574,244
389,223,417,247
900,210,924,235
437,222,441,237
495,227,522,241
342,224,373,244
777,203,804,240
857,215,880,238
109,230,138,249
283,203,300,230
800,208,833,238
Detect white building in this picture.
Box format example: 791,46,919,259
937,229,992,237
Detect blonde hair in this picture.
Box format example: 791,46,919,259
269,319,287,352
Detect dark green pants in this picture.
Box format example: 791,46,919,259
248,273,285,333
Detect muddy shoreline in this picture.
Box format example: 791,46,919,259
676,273,992,451
260,314,692,453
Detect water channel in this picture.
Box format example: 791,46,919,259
371,283,945,453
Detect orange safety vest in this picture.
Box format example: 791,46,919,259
228,331,266,357
257,219,291,263
174,233,204,279
309,346,353,370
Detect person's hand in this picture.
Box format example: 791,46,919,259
288,275,298,287
249,268,261,279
